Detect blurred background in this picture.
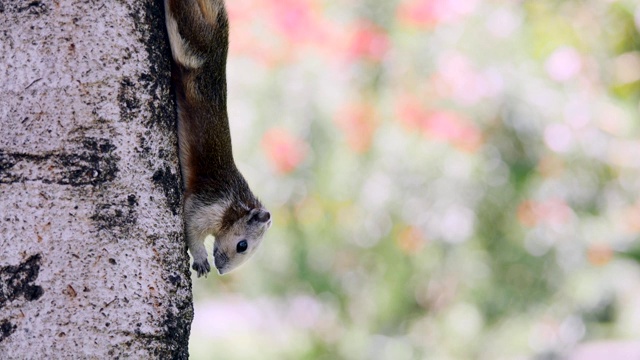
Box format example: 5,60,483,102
189,0,640,359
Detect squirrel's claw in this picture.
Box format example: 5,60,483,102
192,260,211,277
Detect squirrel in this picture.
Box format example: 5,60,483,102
164,0,272,276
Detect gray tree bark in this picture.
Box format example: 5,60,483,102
0,0,192,358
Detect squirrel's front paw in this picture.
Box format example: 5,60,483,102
192,260,211,277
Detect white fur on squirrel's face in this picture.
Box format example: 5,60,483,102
213,208,271,275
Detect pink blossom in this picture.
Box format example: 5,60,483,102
226,0,334,66
267,0,327,45
396,95,425,130
334,103,377,152
226,0,275,62
397,0,440,27
347,22,390,62
545,47,582,82
397,0,478,28
396,226,426,253
262,128,307,174
517,198,573,227
422,111,482,151
396,96,482,151
432,53,499,105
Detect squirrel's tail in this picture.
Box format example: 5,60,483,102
166,0,234,184
164,0,228,70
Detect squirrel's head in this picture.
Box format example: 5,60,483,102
184,194,272,276
213,207,271,275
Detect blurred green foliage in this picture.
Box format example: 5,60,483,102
190,0,640,359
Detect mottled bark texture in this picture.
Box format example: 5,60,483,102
0,0,192,358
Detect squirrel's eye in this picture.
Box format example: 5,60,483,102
236,240,248,253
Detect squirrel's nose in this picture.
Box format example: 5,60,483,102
213,247,227,272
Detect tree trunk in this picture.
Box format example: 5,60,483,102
0,0,192,358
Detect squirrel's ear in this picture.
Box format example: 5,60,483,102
249,208,271,223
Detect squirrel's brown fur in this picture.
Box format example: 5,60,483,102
165,0,271,277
